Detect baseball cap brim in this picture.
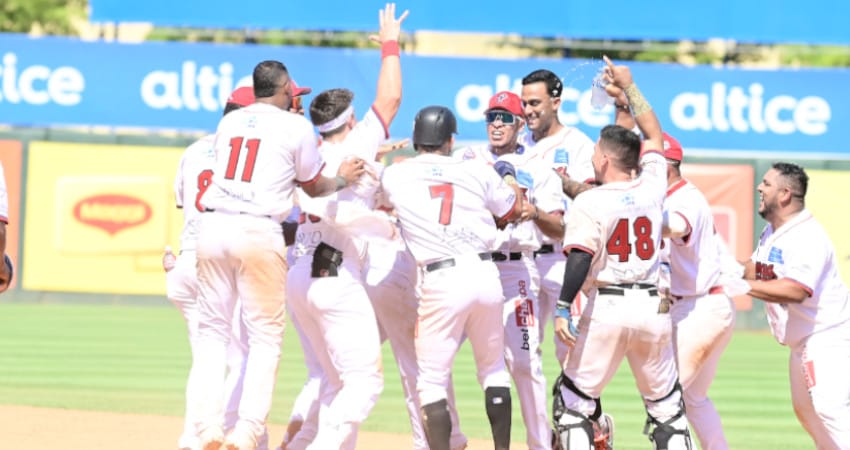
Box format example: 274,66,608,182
291,80,312,97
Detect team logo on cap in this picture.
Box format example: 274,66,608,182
496,92,508,104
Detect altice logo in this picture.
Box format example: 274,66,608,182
140,61,251,111
0,52,85,106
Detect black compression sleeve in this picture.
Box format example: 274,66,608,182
557,249,592,315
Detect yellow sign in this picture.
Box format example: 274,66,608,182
23,142,185,294
806,170,850,286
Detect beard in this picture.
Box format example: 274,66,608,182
758,199,775,219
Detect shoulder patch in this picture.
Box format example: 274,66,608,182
554,148,569,164
768,246,784,264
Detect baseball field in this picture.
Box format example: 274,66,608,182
0,301,813,449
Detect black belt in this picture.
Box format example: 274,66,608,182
492,252,522,262
598,283,658,297
425,252,492,272
534,244,555,256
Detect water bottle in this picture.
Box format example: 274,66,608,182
162,246,176,272
590,68,615,110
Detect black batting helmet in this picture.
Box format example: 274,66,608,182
413,105,457,148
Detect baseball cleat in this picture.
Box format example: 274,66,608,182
593,413,615,450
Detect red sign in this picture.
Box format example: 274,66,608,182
73,194,152,235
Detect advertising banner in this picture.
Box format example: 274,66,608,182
681,163,755,310
806,170,850,285
0,140,22,289
22,142,184,294
1,35,849,155
88,0,850,45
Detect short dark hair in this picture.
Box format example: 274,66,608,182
772,162,808,199
223,103,242,116
253,60,288,99
521,69,563,98
599,125,641,171
309,88,355,136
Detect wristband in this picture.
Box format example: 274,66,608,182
334,175,347,191
381,40,400,58
555,305,572,320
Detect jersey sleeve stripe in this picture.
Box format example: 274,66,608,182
371,105,390,139
0,215,7,224
563,244,594,256
296,162,327,186
675,211,693,243
785,277,814,297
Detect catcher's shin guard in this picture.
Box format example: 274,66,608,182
643,382,693,450
552,373,596,450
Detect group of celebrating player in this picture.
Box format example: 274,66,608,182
162,3,850,450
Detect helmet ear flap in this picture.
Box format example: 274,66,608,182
413,105,457,148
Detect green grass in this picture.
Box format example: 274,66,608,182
0,302,814,449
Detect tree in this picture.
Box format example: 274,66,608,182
0,0,87,35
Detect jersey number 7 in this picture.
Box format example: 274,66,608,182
429,183,454,225
607,216,655,262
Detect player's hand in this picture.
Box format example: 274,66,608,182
376,138,410,160
369,3,409,45
602,55,634,90
603,78,628,106
554,316,579,347
162,247,176,272
337,157,368,185
519,201,539,222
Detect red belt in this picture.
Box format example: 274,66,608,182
672,285,724,301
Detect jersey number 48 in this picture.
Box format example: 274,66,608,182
607,216,655,262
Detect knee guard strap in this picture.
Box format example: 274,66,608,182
643,382,692,450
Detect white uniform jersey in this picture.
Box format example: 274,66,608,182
202,102,324,222
0,161,8,223
563,151,667,290
518,126,595,245
752,209,850,347
380,153,518,265
174,134,216,252
293,108,392,263
453,145,563,252
664,179,722,297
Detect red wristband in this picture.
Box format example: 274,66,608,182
381,40,400,58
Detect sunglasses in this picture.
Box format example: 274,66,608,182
485,111,518,124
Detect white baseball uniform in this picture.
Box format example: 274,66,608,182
380,153,516,411
168,134,269,450
455,145,562,450
189,103,323,448
519,127,595,364
285,108,387,450
559,150,688,429
752,209,850,449
664,178,735,450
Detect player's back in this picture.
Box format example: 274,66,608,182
665,181,722,296
381,153,517,265
203,103,320,221
175,134,216,251
566,152,666,288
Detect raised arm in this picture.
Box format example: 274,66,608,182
369,3,408,128
602,55,663,152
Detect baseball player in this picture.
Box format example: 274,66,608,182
380,105,522,450
552,57,692,450
0,160,12,294
187,59,366,450
165,87,263,450
659,133,735,450
519,69,596,365
744,162,850,449
455,91,565,450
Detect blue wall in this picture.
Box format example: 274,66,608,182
0,35,848,154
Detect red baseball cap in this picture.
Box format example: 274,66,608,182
226,86,255,107
486,91,523,116
662,132,683,162
291,79,312,97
